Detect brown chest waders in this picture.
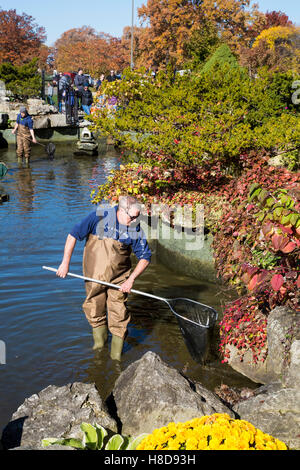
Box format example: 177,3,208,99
82,235,132,342
17,125,32,161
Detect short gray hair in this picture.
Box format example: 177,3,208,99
118,195,140,212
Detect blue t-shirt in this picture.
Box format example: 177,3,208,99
70,205,151,262
16,113,33,130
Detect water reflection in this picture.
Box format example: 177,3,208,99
0,142,256,436
15,166,35,213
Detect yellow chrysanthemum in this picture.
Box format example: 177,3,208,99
136,413,288,451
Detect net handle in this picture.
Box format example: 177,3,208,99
42,267,217,328
42,266,168,303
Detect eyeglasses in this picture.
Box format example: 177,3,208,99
124,209,139,221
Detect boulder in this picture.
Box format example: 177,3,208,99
33,116,51,129
285,340,300,388
0,80,6,97
1,382,117,450
48,114,68,128
227,306,300,385
112,351,233,436
2,351,297,451
0,102,10,113
26,99,53,116
233,383,300,450
0,81,12,102
226,345,270,384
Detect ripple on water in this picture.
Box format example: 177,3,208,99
0,144,256,435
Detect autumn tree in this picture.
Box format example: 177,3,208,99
240,25,300,75
121,25,144,69
264,10,293,29
54,26,97,51
200,0,264,51
37,44,54,72
0,8,46,65
239,10,296,75
247,10,294,42
136,0,204,69
135,0,264,69
54,27,130,76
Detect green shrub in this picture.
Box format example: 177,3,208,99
0,58,42,99
89,65,300,171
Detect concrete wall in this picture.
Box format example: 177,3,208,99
1,127,80,146
141,219,217,282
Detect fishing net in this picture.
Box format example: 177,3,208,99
45,143,56,159
168,298,218,363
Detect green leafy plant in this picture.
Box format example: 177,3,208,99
42,422,148,451
214,157,299,363
0,58,42,99
89,65,300,171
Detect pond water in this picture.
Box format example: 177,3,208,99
0,142,256,435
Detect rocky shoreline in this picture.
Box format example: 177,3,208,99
1,344,300,450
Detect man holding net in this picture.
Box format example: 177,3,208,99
12,106,37,164
57,196,151,360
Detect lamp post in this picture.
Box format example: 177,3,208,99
131,0,134,70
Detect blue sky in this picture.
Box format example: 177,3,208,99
1,0,299,46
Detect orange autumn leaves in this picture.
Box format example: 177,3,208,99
1,2,297,75
0,9,46,66
54,27,129,76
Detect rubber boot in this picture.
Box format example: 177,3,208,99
110,334,124,361
92,325,108,350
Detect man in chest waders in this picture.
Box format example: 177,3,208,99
12,106,37,164
57,196,151,361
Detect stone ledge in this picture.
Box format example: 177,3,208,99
1,352,298,450
227,306,300,386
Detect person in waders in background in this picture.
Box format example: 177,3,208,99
12,106,37,165
56,196,152,361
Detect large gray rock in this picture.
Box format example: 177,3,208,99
227,306,300,385
0,102,10,113
33,116,51,129
112,351,233,436
267,306,300,386
0,80,6,97
48,114,67,127
1,382,117,450
27,99,54,116
0,81,12,102
233,383,300,450
285,340,300,389
226,344,270,384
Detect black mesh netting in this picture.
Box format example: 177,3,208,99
45,143,56,159
168,298,218,363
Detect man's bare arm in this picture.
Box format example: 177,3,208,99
56,234,77,278
120,259,150,293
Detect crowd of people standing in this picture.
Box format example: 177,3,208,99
46,68,120,123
